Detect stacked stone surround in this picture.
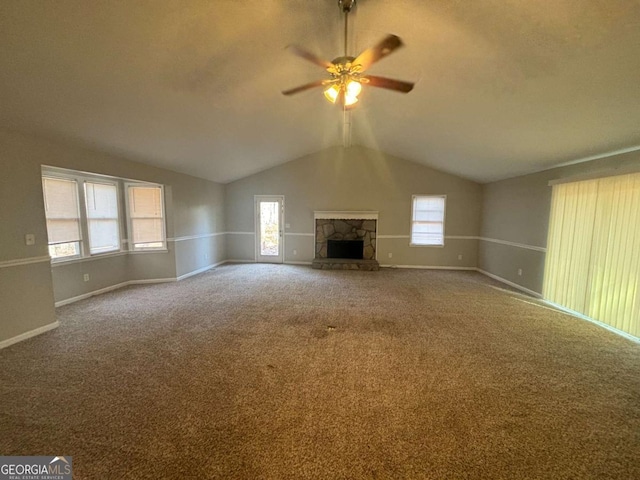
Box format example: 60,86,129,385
315,219,377,260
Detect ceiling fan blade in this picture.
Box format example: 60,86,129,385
287,45,333,69
282,80,326,96
364,75,414,93
353,34,404,72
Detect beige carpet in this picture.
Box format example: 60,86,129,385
1,264,639,479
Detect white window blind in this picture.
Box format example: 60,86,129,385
411,195,446,246
85,182,120,254
127,185,165,249
42,177,82,245
543,172,640,338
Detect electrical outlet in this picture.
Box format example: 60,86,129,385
517,268,523,276
25,234,36,246
285,223,290,229
204,253,208,260
293,249,297,255
83,274,90,282
458,254,463,260
388,252,393,258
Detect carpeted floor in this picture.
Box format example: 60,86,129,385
1,264,639,479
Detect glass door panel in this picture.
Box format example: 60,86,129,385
255,196,283,263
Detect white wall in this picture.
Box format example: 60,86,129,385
225,145,482,267
0,128,226,345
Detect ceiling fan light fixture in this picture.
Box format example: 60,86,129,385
344,93,359,107
346,79,362,97
324,84,340,103
323,79,361,106
344,79,361,106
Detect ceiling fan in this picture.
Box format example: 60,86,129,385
282,0,415,108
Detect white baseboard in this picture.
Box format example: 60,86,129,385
380,264,477,271
476,268,542,298
130,278,177,285
56,280,170,307
55,282,131,307
177,260,228,281
225,259,255,263
541,300,640,343
54,262,233,307
0,321,60,350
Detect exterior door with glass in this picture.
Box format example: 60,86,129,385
255,195,284,263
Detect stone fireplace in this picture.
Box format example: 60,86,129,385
312,211,380,270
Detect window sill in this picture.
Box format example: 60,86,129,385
50,256,82,266
409,243,445,248
129,249,169,255
51,251,128,267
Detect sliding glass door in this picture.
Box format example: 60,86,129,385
543,172,640,337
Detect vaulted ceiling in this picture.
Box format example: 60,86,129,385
1,0,639,183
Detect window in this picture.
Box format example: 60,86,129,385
42,177,82,259
43,174,122,260
85,182,120,254
42,167,167,261
410,195,446,246
126,184,166,250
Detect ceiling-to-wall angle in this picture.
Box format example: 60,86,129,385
282,0,415,108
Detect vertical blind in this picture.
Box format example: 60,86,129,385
128,185,165,247
42,177,81,245
543,172,640,337
411,195,445,246
85,182,120,254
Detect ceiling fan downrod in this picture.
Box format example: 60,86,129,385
339,0,356,56
338,0,355,148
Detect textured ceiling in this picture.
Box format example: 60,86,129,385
1,0,639,183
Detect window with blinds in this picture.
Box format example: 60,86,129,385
42,177,82,259
126,184,166,250
543,172,640,338
410,195,446,246
42,168,167,261
85,182,120,254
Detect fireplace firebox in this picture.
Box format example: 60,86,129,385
327,239,364,259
